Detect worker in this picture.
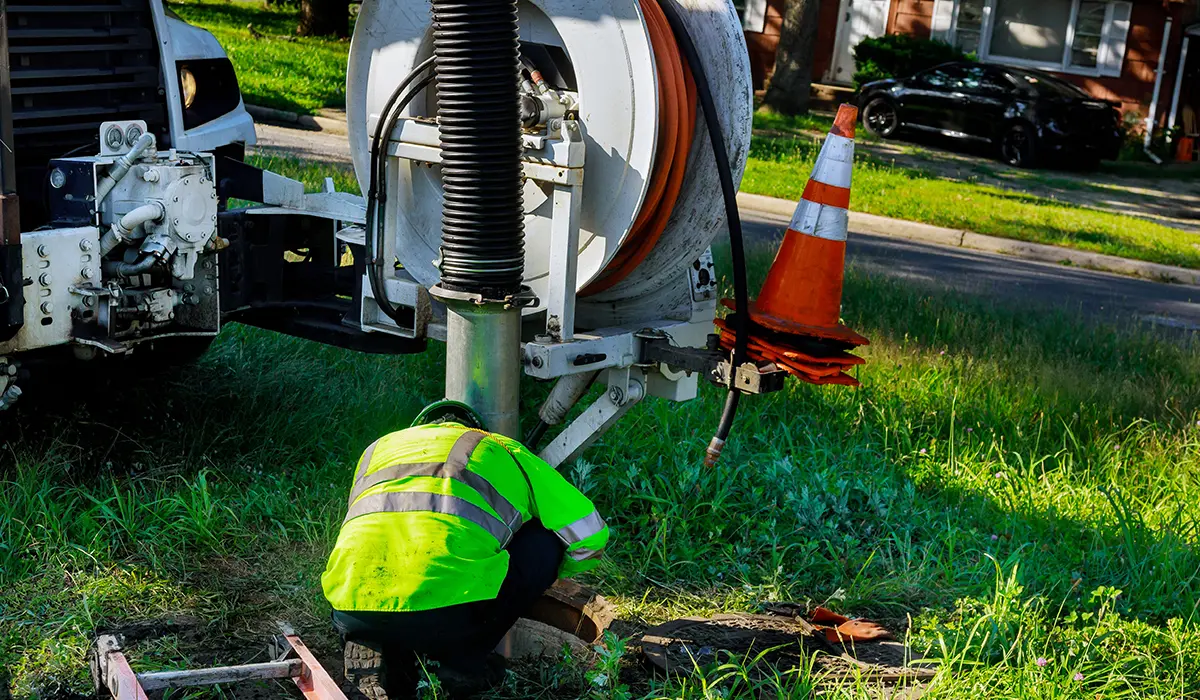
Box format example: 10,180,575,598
321,402,609,699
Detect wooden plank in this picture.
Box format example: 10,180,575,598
137,660,302,691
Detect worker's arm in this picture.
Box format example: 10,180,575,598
490,434,609,577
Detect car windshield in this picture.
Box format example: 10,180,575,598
1007,69,1088,99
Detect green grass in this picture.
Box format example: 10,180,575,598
4,204,1200,697
169,0,350,114
742,135,1200,270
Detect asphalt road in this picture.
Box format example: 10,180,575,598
254,123,1200,332
744,207,1200,331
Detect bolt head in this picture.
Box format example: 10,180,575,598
79,239,94,252
36,244,48,258
608,387,622,403
81,267,94,279
40,302,54,314
531,356,544,368
39,273,52,286
83,296,94,307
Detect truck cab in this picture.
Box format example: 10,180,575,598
8,0,256,230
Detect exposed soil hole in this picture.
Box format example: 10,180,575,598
641,614,935,685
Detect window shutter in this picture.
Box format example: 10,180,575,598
742,0,767,33
1098,1,1132,78
931,0,956,43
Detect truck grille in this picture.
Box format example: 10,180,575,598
7,0,169,179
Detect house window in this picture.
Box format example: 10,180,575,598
1070,1,1106,67
988,0,1073,64
938,0,1131,78
955,0,985,53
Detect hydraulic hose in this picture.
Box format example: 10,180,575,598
99,202,165,256
431,0,525,297
95,133,156,206
655,0,749,467
366,60,435,325
103,254,158,278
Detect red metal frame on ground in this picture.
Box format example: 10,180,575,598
91,629,347,700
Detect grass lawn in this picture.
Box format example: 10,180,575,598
169,0,350,114
171,0,1198,270
742,134,1200,270
3,156,1200,696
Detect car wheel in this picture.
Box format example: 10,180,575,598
999,124,1037,168
862,97,900,138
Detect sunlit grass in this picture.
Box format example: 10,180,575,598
742,135,1200,269
169,0,350,114
4,233,1200,697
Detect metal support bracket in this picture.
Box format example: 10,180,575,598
538,368,646,467
384,118,585,342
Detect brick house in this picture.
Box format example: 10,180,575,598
740,0,1199,129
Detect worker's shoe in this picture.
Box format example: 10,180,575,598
344,640,389,700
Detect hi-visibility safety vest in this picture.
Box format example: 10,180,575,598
322,423,610,613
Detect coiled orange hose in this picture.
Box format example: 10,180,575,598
580,0,696,296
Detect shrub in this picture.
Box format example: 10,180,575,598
852,34,970,88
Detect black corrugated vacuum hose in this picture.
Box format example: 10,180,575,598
656,0,750,467
432,0,526,297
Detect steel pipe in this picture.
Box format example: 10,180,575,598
444,301,522,437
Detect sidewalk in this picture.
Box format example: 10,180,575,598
246,113,1200,289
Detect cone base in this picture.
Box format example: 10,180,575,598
749,308,870,347
719,299,869,347
714,315,865,388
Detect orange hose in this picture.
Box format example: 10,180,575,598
580,0,696,296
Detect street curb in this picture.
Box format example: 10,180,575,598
245,104,348,136
735,191,1200,287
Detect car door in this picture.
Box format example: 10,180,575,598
897,64,967,133
955,66,1015,141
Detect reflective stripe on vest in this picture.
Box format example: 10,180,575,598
343,491,512,545
568,546,604,563
344,430,523,545
556,511,606,547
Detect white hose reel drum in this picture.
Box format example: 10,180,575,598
347,0,751,325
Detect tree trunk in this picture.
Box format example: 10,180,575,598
763,0,821,115
297,0,349,38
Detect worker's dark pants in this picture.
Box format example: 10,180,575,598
331,521,564,678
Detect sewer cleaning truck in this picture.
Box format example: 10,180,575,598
0,0,866,465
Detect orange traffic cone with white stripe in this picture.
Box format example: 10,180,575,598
719,103,868,386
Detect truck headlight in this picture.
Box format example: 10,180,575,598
180,67,198,110
176,59,242,130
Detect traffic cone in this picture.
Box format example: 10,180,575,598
718,103,867,387
751,103,865,346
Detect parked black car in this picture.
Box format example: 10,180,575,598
857,62,1122,168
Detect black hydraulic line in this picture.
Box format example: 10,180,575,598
524,419,549,452
366,64,435,325
431,0,525,297
656,0,750,466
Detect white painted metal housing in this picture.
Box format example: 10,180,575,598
347,0,751,328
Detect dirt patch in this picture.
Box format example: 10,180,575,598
642,614,933,684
